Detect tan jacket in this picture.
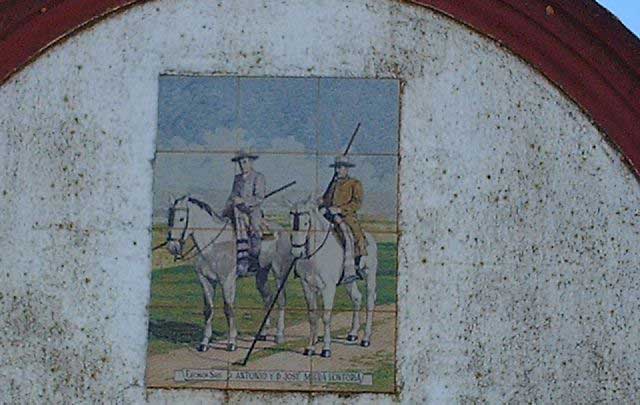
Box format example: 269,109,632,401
322,177,363,217
322,176,367,257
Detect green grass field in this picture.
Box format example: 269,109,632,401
147,241,397,356
147,233,397,393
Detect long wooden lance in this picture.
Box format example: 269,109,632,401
237,182,299,366
153,181,296,252
238,256,299,366
342,122,361,157
264,181,297,199
239,124,362,366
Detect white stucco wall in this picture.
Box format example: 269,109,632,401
1,0,638,403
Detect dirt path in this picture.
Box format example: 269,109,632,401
146,305,396,390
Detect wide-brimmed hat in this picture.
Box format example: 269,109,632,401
231,149,259,162
329,156,355,168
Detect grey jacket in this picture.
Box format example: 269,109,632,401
223,170,266,228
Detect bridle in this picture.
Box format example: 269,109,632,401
290,209,332,260
290,211,311,252
167,202,190,252
165,197,230,261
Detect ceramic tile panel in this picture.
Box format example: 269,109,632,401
148,75,400,392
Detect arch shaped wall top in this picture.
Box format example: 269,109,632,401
1,0,639,178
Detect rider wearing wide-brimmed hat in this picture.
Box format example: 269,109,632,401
223,149,266,276
320,156,367,284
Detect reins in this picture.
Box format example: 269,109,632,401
290,210,333,260
178,221,229,262
151,240,168,251
163,196,230,261
305,225,332,259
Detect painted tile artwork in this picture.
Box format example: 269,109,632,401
147,76,400,393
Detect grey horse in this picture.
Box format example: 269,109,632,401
289,197,378,358
165,195,293,352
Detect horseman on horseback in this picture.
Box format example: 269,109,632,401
223,149,266,277
320,155,367,284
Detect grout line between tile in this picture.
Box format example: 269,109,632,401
235,77,241,149
314,77,321,203
147,304,398,313
151,75,401,393
155,149,399,158
150,226,400,234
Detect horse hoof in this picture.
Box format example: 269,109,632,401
227,343,237,352
257,334,268,341
197,344,209,352
275,335,285,345
303,348,315,356
346,334,358,343
321,349,332,358
360,340,370,348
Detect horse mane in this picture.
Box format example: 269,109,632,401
173,195,188,205
309,204,332,232
187,196,223,221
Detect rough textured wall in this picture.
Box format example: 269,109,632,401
0,0,638,403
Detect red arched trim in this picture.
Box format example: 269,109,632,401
1,0,639,177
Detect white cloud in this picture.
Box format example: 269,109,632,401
154,127,398,221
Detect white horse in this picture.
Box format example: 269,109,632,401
289,198,378,358
164,195,293,352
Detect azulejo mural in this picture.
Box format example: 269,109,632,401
147,75,400,393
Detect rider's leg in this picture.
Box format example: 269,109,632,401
337,218,359,284
247,234,261,273
248,215,262,273
236,252,250,277
234,209,250,277
343,215,367,257
344,215,367,279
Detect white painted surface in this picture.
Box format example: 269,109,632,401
0,0,638,403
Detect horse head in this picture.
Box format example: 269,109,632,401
166,195,190,258
288,194,317,258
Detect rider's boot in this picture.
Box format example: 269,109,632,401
339,257,359,285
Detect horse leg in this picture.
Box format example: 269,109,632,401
345,281,362,343
362,260,377,347
320,285,337,358
222,274,237,352
197,273,216,352
255,265,272,341
302,281,318,356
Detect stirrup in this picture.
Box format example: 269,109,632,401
339,274,360,285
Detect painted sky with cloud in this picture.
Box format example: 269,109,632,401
153,76,399,221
